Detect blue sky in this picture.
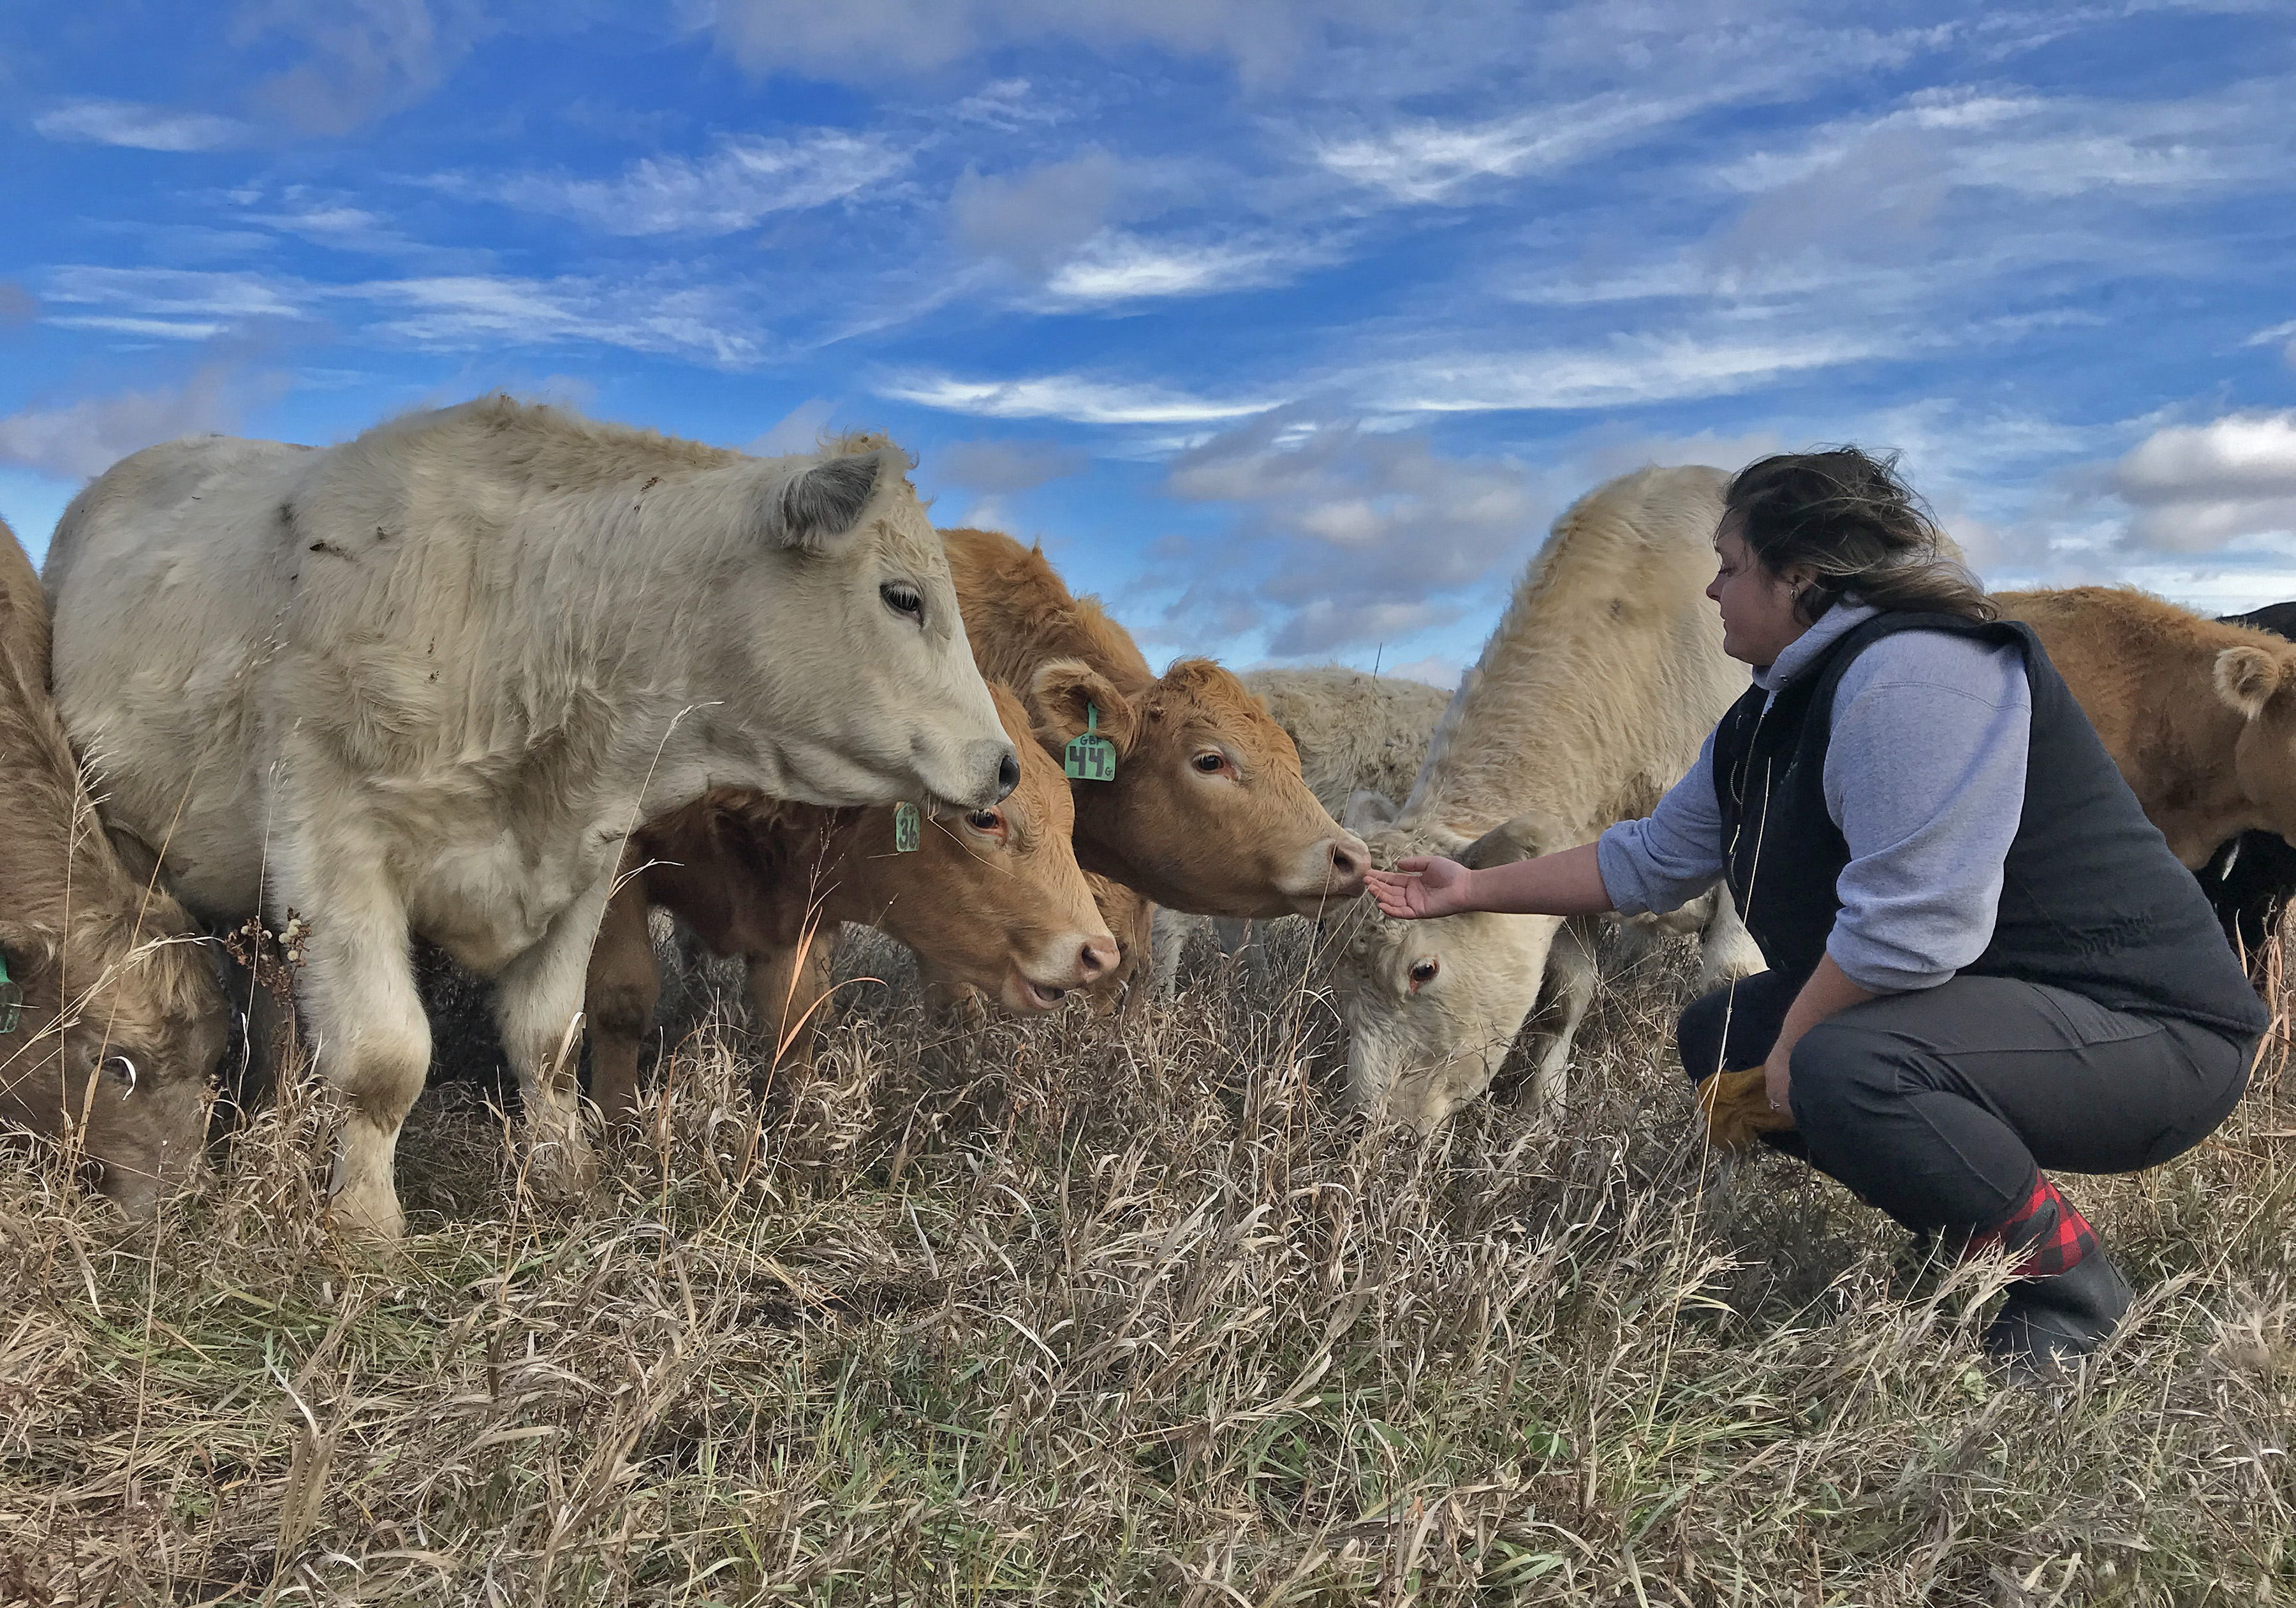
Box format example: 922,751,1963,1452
4,1,2293,686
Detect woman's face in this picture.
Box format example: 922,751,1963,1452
1707,518,1816,667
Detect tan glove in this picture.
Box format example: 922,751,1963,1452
1696,1066,1797,1153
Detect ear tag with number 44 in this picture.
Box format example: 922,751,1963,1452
893,800,922,853
1064,703,1117,783
0,955,22,1034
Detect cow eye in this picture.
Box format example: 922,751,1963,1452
966,809,1003,834
101,1053,140,1094
1408,958,1439,992
879,580,924,622
1192,752,1226,775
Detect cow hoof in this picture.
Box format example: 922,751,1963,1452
327,1179,408,1242
519,1122,598,1202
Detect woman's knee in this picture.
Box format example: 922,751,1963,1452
1786,1022,1899,1134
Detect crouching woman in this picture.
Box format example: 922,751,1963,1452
1366,448,2265,1375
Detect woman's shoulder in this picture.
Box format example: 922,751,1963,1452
1837,616,2031,709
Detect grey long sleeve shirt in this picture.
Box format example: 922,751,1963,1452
1596,601,2033,993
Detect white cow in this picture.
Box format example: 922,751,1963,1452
1329,466,1755,1128
43,397,1016,1236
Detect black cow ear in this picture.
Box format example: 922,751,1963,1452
758,450,887,552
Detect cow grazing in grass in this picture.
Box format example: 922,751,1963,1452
585,684,1115,1121
43,398,1016,1237
943,528,1368,996
1328,466,1755,1128
0,517,228,1216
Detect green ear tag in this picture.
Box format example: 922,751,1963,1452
1064,702,1117,783
893,800,922,853
0,956,21,1035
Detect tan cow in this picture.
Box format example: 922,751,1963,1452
585,684,1115,1121
1329,466,1753,1128
1996,586,2296,866
944,528,1369,993
0,517,229,1216
44,399,1016,1237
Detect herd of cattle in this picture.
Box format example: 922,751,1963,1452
2,398,2292,1238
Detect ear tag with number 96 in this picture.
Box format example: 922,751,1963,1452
0,955,22,1034
893,800,922,853
1064,702,1117,783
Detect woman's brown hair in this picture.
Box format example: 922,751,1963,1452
1724,447,1994,624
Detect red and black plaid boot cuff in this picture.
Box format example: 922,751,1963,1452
1961,1175,2098,1278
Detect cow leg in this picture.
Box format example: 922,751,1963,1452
748,929,835,1082
1527,918,1600,1115
288,867,430,1241
492,871,613,1202
585,872,661,1131
1694,881,1767,990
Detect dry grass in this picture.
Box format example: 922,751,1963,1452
4,920,2294,1605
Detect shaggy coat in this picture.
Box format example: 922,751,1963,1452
943,529,1368,998
584,684,1115,1120
43,398,1013,1237
0,517,227,1214
1332,467,1755,1128
1995,587,2296,867
1241,665,1455,816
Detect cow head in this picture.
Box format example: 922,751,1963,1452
1324,797,1570,1130
1028,656,1369,919
721,441,1015,812
0,823,229,1220
2216,640,2296,841
857,684,1118,1013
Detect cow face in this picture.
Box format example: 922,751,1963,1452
2218,642,2296,841
728,446,1016,812
1324,806,1567,1130
860,684,1118,1013
1029,657,1370,920
0,903,228,1219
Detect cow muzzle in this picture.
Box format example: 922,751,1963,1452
1280,831,1372,913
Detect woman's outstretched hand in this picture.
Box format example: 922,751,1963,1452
1365,856,1476,920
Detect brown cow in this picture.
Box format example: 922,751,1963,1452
944,528,1369,991
1997,586,2296,867
585,683,1114,1121
0,517,230,1215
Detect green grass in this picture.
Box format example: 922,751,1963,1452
3,922,2293,1605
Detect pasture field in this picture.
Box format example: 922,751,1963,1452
4,922,2293,1606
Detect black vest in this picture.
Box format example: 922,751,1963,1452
1711,610,2267,1038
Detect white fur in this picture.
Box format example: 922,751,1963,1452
43,397,1011,1235
1328,466,1753,1129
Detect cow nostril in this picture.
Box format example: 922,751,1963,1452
1079,936,1117,978
1330,841,1365,878
994,751,1020,800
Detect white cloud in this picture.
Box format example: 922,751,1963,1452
700,0,1367,84
2112,412,2296,551
348,275,765,364
1362,331,1894,414
41,266,312,329
878,370,1281,425
232,0,485,136
47,316,230,341
0,365,284,481
492,131,909,237
949,152,1123,274
33,99,250,152
1043,232,1326,305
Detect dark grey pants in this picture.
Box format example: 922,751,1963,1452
1677,970,2255,1232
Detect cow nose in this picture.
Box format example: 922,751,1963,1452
1328,837,1367,884
1078,934,1119,979
994,749,1020,800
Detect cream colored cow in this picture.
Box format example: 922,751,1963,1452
43,397,1015,1236
1328,466,1755,1128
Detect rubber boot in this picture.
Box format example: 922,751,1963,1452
1982,1243,2133,1378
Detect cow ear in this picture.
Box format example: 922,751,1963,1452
758,448,889,553
2214,645,2293,720
1343,789,1399,834
1028,659,1139,758
1458,810,1570,871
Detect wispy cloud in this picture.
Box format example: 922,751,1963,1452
232,0,486,136
878,371,1282,425
487,131,911,237
33,98,250,152
1043,232,1328,305
348,274,765,364
1357,331,1896,415
0,364,287,480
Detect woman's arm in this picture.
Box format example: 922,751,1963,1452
1366,840,1615,920
1762,954,1876,1110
